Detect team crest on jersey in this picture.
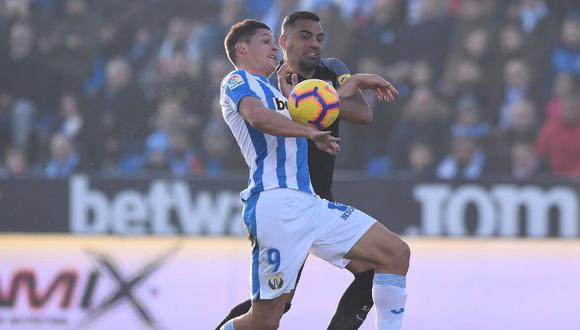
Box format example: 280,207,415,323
227,73,245,89
268,272,284,290
337,74,351,86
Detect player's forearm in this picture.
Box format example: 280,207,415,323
339,90,373,125
247,106,316,139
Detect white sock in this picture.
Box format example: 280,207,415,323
220,319,235,330
372,273,407,330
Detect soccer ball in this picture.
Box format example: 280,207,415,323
288,79,340,130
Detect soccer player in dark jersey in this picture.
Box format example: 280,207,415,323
216,11,398,330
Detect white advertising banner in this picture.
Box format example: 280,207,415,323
0,236,579,330
0,237,250,330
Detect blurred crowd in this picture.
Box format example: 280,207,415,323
1,0,580,179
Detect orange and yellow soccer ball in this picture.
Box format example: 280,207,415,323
288,79,340,129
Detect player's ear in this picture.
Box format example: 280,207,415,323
236,42,248,56
279,35,286,48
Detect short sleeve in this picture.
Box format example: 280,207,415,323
223,70,260,111
325,58,352,86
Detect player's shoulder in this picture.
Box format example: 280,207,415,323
319,58,352,85
320,58,349,72
222,69,252,91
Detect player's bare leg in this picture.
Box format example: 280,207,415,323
220,293,291,330
345,223,410,330
218,260,375,330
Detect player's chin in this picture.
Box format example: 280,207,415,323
301,57,320,69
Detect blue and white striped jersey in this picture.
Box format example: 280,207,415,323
220,69,314,200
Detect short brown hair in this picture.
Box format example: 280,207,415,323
281,11,321,36
224,19,271,65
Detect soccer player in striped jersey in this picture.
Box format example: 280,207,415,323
218,19,410,330
217,11,400,330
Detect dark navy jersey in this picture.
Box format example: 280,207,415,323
270,58,352,201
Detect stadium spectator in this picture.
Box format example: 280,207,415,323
498,23,526,64
536,90,580,176
0,0,576,178
450,94,491,140
160,50,205,121
404,0,454,79
47,0,99,92
408,60,434,90
256,0,300,33
54,92,84,142
509,0,559,85
81,57,150,173
157,16,202,78
436,134,488,179
198,97,242,175
389,87,449,171
496,58,541,128
406,139,436,178
1,22,48,153
165,129,203,176
0,147,28,178
488,98,539,174
449,0,498,51
435,94,491,180
441,57,485,114
2,0,32,25
199,0,247,61
551,14,580,76
454,27,498,107
348,0,406,68
511,140,545,179
545,72,577,122
145,97,192,160
44,133,79,178
200,123,235,176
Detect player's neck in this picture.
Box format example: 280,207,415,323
237,62,269,78
286,59,315,79
299,69,315,79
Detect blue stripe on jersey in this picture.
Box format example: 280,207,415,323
243,193,261,301
296,137,311,193
258,80,287,188
244,121,267,193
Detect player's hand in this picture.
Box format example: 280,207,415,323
277,62,299,98
307,128,340,156
338,73,399,102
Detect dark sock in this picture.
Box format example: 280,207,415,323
215,300,251,330
327,269,375,330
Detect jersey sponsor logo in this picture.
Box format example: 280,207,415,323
227,73,245,89
267,271,284,290
273,97,288,111
337,74,351,85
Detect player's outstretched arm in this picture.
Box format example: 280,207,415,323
338,73,398,101
337,73,399,125
239,96,340,155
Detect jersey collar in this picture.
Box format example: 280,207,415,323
248,71,270,82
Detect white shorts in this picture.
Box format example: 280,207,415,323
242,188,376,301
